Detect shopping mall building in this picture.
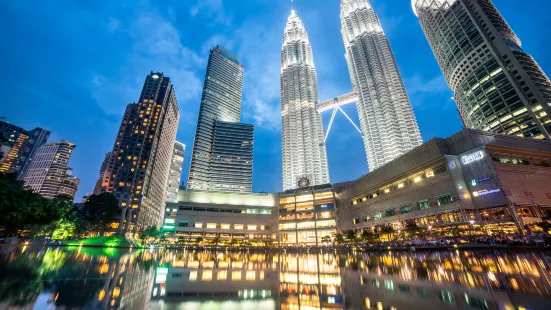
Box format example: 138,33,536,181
335,129,551,238
163,129,551,244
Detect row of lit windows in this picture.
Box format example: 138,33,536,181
168,220,267,231
351,164,447,206
353,194,454,224
491,154,551,167
176,206,272,215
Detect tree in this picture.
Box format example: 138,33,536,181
212,237,221,246
83,193,119,234
195,237,203,245
335,233,345,244
346,230,357,243
380,225,395,241
321,235,332,245
140,226,160,244
361,229,375,242
0,174,73,236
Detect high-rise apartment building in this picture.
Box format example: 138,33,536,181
0,120,50,179
165,141,185,203
280,10,330,191
93,151,112,195
340,0,423,172
105,72,180,233
188,45,255,193
412,0,551,139
23,141,78,198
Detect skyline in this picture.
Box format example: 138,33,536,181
2,0,551,200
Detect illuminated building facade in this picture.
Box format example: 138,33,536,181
163,190,278,244
340,251,551,310
105,72,180,233
0,120,50,178
92,151,112,195
278,184,338,246
23,141,78,198
412,0,551,139
336,128,551,237
340,0,423,172
188,45,254,193
151,251,278,307
165,141,185,203
280,9,330,191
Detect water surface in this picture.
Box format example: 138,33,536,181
1,246,550,309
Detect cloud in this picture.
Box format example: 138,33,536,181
106,17,120,33
190,0,231,26
404,74,453,109
92,10,205,120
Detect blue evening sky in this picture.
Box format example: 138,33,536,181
1,0,550,200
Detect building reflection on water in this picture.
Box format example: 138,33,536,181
1,247,551,309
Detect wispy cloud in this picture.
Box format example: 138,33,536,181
404,74,453,109
190,0,232,26
92,10,205,122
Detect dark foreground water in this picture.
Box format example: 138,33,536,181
1,246,551,310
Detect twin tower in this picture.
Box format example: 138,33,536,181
281,0,422,190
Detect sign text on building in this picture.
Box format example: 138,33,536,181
461,151,484,165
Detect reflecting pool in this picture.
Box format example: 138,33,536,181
1,246,551,309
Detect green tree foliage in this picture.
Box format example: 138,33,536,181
361,229,376,242
335,233,345,244
82,193,119,234
345,230,357,242
0,174,73,236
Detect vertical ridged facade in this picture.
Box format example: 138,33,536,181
188,45,252,192
281,10,330,191
412,0,551,139
340,0,423,172
211,121,254,192
106,72,180,233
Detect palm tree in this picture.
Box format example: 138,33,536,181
321,235,331,245
361,229,375,242
195,237,203,246
346,230,357,244
380,225,395,241
335,233,345,245
212,237,221,247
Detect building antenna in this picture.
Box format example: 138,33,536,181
291,0,294,11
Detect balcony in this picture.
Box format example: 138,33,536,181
296,213,315,221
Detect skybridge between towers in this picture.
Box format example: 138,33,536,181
317,91,362,142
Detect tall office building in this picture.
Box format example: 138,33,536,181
0,120,50,178
93,151,112,195
105,72,180,233
340,0,423,172
23,141,78,198
280,9,330,191
211,121,254,192
165,141,185,203
412,0,551,139
188,45,255,193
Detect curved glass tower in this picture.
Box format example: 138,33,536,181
340,0,423,172
280,10,330,190
412,0,551,139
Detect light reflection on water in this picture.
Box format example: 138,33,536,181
0,246,551,309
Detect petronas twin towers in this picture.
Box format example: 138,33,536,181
281,0,422,190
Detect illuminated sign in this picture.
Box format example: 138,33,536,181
472,189,501,197
448,161,456,169
461,151,484,165
471,176,492,186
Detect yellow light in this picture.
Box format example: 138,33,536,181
398,183,404,188
414,176,421,183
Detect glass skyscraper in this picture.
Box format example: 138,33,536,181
188,45,254,193
412,0,551,139
280,9,330,191
340,0,423,172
